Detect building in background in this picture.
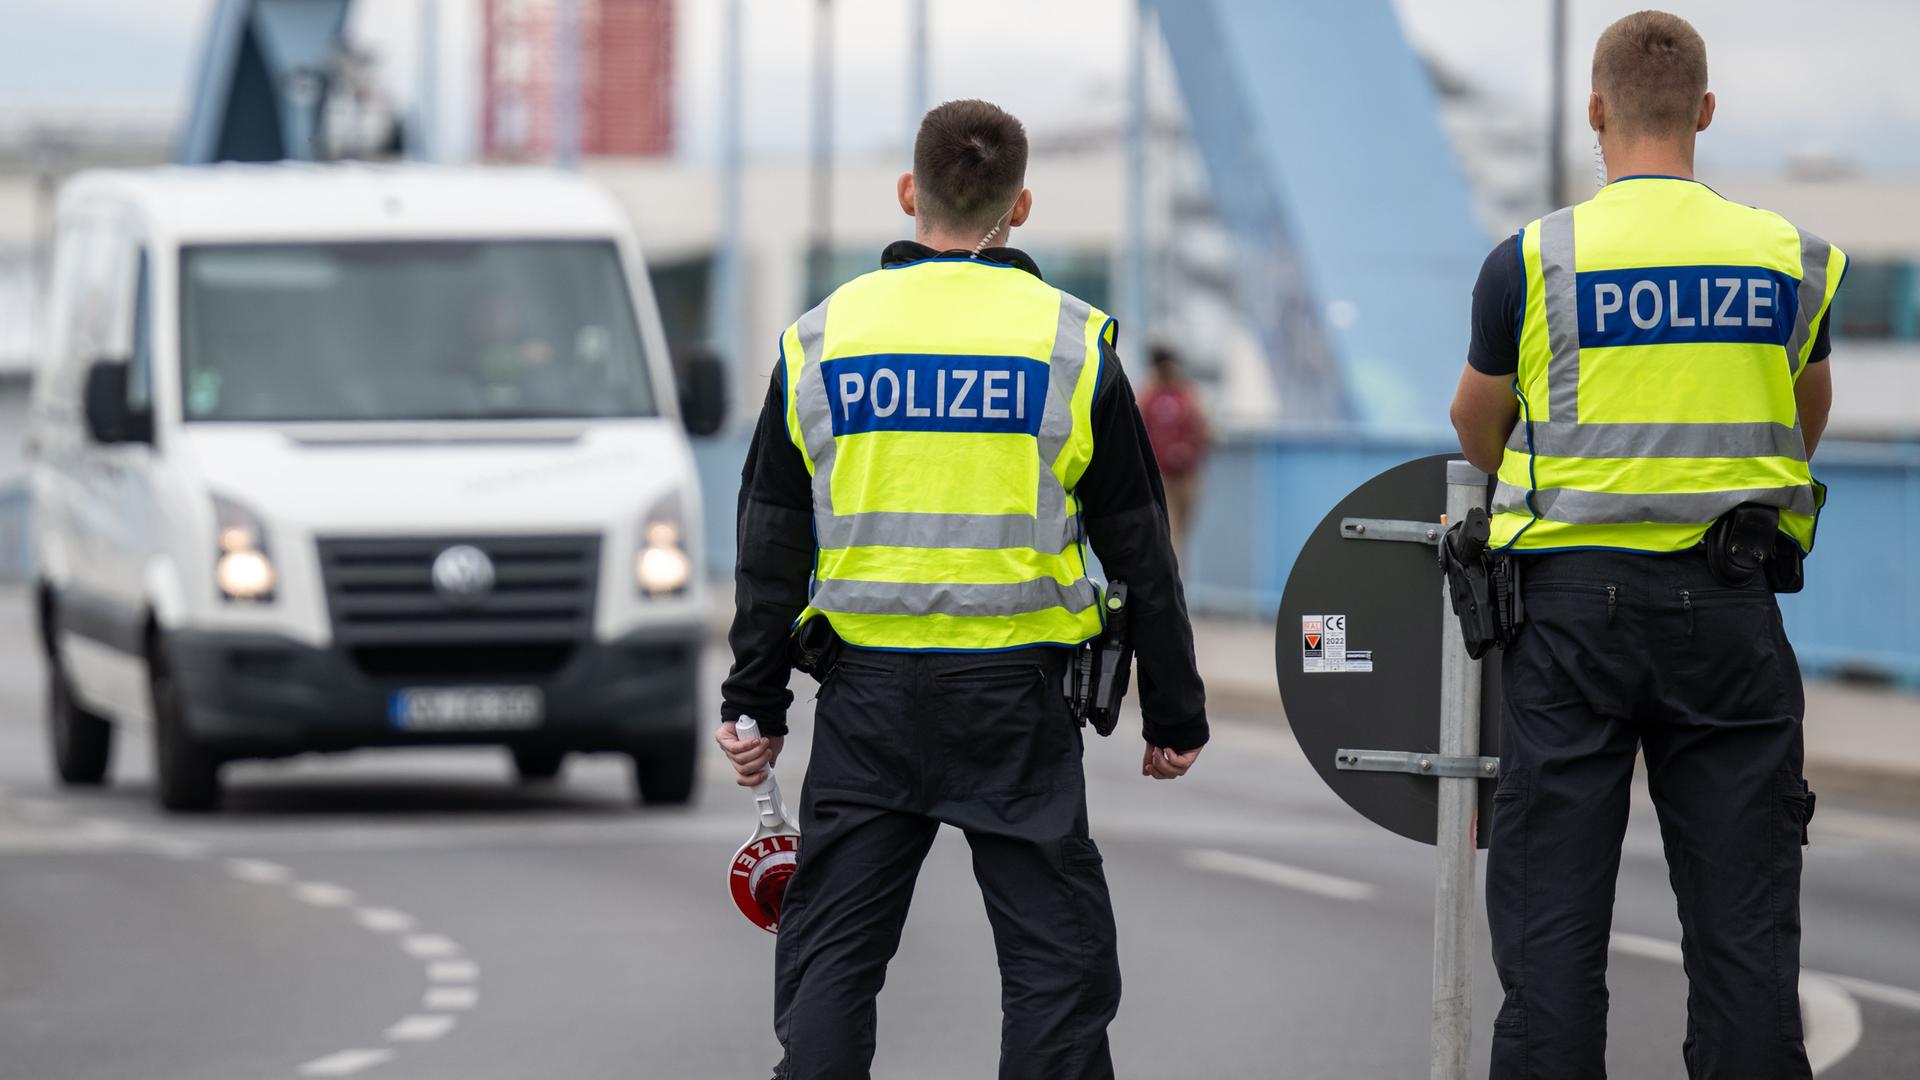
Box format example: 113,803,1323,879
482,0,673,161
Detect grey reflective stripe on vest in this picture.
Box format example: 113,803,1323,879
1508,420,1807,462
1784,229,1833,371
1491,480,1819,524
809,575,1099,618
793,297,837,515
1034,292,1095,546
793,286,1094,557
1538,207,1580,422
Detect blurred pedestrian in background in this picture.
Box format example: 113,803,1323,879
1138,344,1210,557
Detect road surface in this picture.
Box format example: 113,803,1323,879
2,588,1918,1079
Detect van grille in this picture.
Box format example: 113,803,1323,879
317,535,601,647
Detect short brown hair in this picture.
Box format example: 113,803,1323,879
1592,11,1708,138
913,99,1028,230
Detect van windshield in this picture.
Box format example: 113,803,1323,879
178,240,658,423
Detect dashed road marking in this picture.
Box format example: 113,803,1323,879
385,1014,459,1042
401,933,460,959
138,835,210,861
1,798,481,1077
423,986,479,1011
428,959,479,983
354,907,416,934
1184,848,1378,902
290,882,358,908
227,857,294,884
297,1048,398,1076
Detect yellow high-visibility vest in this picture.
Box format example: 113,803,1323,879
780,256,1110,650
1490,176,1846,553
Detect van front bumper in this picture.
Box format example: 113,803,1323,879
164,623,704,759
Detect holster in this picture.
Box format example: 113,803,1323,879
1704,503,1804,592
1440,507,1523,659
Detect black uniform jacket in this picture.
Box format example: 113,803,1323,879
719,242,1209,753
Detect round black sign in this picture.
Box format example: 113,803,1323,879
1275,454,1500,847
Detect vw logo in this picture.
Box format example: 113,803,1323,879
431,545,495,607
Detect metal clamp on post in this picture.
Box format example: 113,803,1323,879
1336,749,1499,779
1340,517,1444,546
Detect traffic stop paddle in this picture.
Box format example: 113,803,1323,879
727,717,801,934
1275,455,1500,1080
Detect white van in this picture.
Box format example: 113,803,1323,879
27,164,724,812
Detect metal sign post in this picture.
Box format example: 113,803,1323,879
1276,456,1497,1080
1428,461,1488,1079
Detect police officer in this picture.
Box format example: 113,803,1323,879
1449,13,1842,1079
716,99,1208,1080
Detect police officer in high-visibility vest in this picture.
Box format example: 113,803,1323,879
1450,13,1842,1079
716,99,1208,1080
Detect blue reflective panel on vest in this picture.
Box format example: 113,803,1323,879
822,354,1050,437
1576,265,1799,348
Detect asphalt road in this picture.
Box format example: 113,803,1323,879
3,587,1919,1079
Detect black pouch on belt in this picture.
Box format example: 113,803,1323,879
1704,503,1780,588
789,615,843,681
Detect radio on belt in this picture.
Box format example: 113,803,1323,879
1066,581,1133,737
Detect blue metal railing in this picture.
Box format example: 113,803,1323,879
694,430,1920,686
9,435,1915,685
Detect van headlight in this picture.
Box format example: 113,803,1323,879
635,500,691,596
213,495,276,602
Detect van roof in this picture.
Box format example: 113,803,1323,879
57,162,634,243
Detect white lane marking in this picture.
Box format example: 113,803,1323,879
297,1048,397,1076
226,857,293,884
1607,931,1685,965
423,986,479,1011
1183,848,1378,902
1802,973,1865,1076
291,882,358,908
354,907,417,934
385,1014,459,1042
427,959,480,983
1610,932,1869,1077
401,933,461,959
78,819,132,843
139,835,209,861
1828,973,1920,1013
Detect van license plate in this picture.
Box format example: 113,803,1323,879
390,687,544,731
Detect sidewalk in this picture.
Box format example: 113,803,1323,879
1191,615,1920,801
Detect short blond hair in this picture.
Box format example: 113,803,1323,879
1592,10,1708,138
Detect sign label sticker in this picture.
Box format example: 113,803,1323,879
1302,614,1374,673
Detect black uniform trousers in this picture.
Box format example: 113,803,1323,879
1487,548,1816,1079
772,646,1121,1080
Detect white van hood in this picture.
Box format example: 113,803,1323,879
174,420,689,534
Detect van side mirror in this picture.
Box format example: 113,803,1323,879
82,359,150,445
678,349,728,437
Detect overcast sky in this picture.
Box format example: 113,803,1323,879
0,0,1914,175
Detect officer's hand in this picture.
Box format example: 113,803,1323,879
1142,743,1201,780
715,721,784,787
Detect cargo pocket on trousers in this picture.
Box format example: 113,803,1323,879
1774,773,1815,1041
1780,776,1816,847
